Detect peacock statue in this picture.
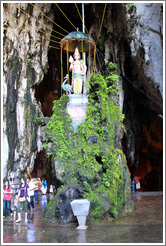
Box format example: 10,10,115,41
62,74,73,94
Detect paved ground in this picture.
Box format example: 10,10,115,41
2,192,163,244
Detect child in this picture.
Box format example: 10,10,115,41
13,193,18,221
49,185,53,194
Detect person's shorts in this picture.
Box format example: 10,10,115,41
17,199,28,213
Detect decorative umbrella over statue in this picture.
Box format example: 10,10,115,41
60,30,96,95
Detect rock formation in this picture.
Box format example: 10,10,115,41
3,3,53,180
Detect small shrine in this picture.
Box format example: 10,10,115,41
60,30,96,129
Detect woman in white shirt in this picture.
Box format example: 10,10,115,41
27,177,35,211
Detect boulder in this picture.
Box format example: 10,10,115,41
57,185,83,223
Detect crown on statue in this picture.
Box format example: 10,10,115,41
74,47,80,57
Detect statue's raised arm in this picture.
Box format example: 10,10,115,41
69,48,87,94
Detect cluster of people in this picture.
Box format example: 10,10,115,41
3,175,54,223
131,175,141,192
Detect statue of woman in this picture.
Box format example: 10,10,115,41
69,48,87,94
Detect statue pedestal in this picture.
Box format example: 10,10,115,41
66,94,88,130
70,199,90,230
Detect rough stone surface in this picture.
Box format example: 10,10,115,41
134,3,163,95
3,3,53,178
57,185,83,223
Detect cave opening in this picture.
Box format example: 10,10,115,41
31,149,62,191
31,149,52,190
122,50,163,191
34,48,61,117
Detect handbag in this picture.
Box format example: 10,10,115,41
19,196,26,202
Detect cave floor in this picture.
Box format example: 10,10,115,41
3,191,163,244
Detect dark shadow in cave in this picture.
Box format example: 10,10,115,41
122,69,163,191
34,48,61,117
119,31,163,191
31,149,62,191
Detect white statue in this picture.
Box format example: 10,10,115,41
69,48,87,94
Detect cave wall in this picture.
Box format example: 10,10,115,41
123,3,163,190
3,3,53,180
3,3,163,190
34,48,61,117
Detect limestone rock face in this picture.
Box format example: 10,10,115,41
126,2,163,106
3,3,53,178
123,3,163,181
133,3,163,95
91,3,163,104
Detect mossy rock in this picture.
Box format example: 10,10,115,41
44,62,132,223
45,185,83,223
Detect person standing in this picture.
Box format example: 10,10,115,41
33,177,40,202
131,180,135,192
133,175,141,192
49,184,54,194
41,179,47,195
3,179,13,218
26,177,35,211
15,177,29,223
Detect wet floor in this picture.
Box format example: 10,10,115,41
3,192,163,244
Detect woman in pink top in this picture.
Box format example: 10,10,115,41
3,179,13,218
